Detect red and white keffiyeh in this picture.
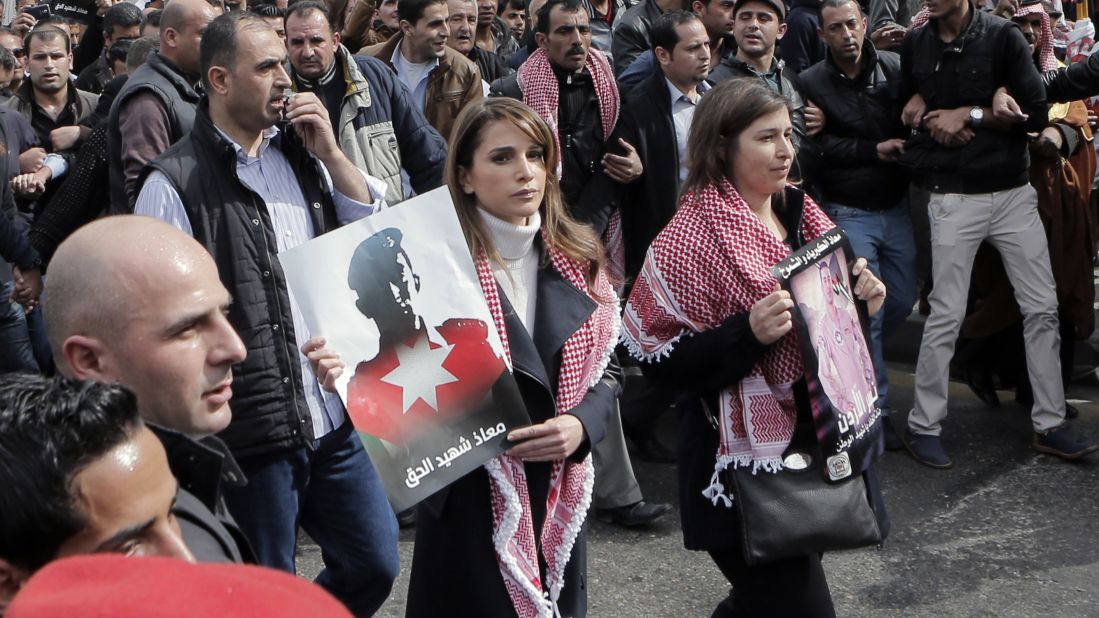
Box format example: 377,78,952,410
476,235,620,618
1016,1,1057,71
621,181,834,506
517,47,626,289
516,47,619,169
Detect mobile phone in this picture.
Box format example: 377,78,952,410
23,3,52,21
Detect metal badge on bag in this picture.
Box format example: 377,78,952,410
826,452,852,481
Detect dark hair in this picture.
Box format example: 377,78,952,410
817,0,861,22
684,78,791,194
24,24,70,54
0,374,142,572
104,2,143,38
251,2,286,17
534,0,584,34
397,0,447,26
126,35,159,72
142,8,162,31
107,37,133,67
503,0,527,10
651,10,701,53
284,0,332,29
0,46,14,71
200,12,268,90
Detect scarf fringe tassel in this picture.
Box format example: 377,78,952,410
701,454,785,507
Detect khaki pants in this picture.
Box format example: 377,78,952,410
909,184,1065,435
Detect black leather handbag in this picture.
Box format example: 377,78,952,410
729,457,882,566
705,399,884,566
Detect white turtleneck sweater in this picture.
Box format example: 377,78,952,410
478,208,541,335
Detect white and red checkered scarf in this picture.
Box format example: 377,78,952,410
475,236,620,618
517,47,626,288
621,180,834,506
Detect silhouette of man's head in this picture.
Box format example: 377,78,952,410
348,228,423,337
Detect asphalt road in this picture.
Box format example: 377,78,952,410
298,315,1099,617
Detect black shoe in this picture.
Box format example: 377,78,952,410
396,508,417,528
1065,403,1080,419
595,500,671,527
903,430,954,469
881,418,904,451
963,368,1000,408
1033,426,1099,460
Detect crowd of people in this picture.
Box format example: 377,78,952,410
0,0,1097,614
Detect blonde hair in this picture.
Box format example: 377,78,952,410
445,97,605,292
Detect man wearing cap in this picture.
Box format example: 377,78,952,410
707,0,811,176
898,0,1097,468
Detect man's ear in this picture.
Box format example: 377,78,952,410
61,335,114,382
399,19,415,39
654,45,672,66
206,65,230,96
777,22,787,39
332,30,341,46
0,558,31,614
535,31,548,49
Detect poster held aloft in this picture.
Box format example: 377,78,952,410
49,0,97,24
279,188,531,512
772,228,884,482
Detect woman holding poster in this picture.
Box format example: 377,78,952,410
402,98,620,618
621,80,887,616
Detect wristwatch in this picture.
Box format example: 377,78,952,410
968,106,984,127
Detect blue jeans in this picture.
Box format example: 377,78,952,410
223,420,399,617
821,199,917,410
0,280,37,372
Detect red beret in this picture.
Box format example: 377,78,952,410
7,555,354,617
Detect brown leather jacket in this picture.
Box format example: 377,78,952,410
367,34,483,141
342,0,396,51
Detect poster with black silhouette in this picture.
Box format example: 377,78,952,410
279,188,530,511
772,229,883,483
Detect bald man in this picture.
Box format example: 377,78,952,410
45,215,254,564
107,0,222,212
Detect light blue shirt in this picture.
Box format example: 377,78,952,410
667,78,710,184
136,124,388,439
391,45,438,113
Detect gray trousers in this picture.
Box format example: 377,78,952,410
592,400,643,509
909,184,1065,435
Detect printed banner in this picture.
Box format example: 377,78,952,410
280,188,531,511
50,0,96,23
772,229,883,482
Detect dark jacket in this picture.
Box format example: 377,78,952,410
898,4,1047,194
611,0,665,76
618,70,683,279
108,52,201,212
636,187,889,552
468,44,514,84
798,42,908,210
1044,53,1099,103
0,118,39,272
407,259,619,618
145,105,342,457
74,54,112,95
779,0,826,74
149,424,255,564
490,66,624,234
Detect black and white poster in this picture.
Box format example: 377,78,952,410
773,229,883,482
280,188,531,511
